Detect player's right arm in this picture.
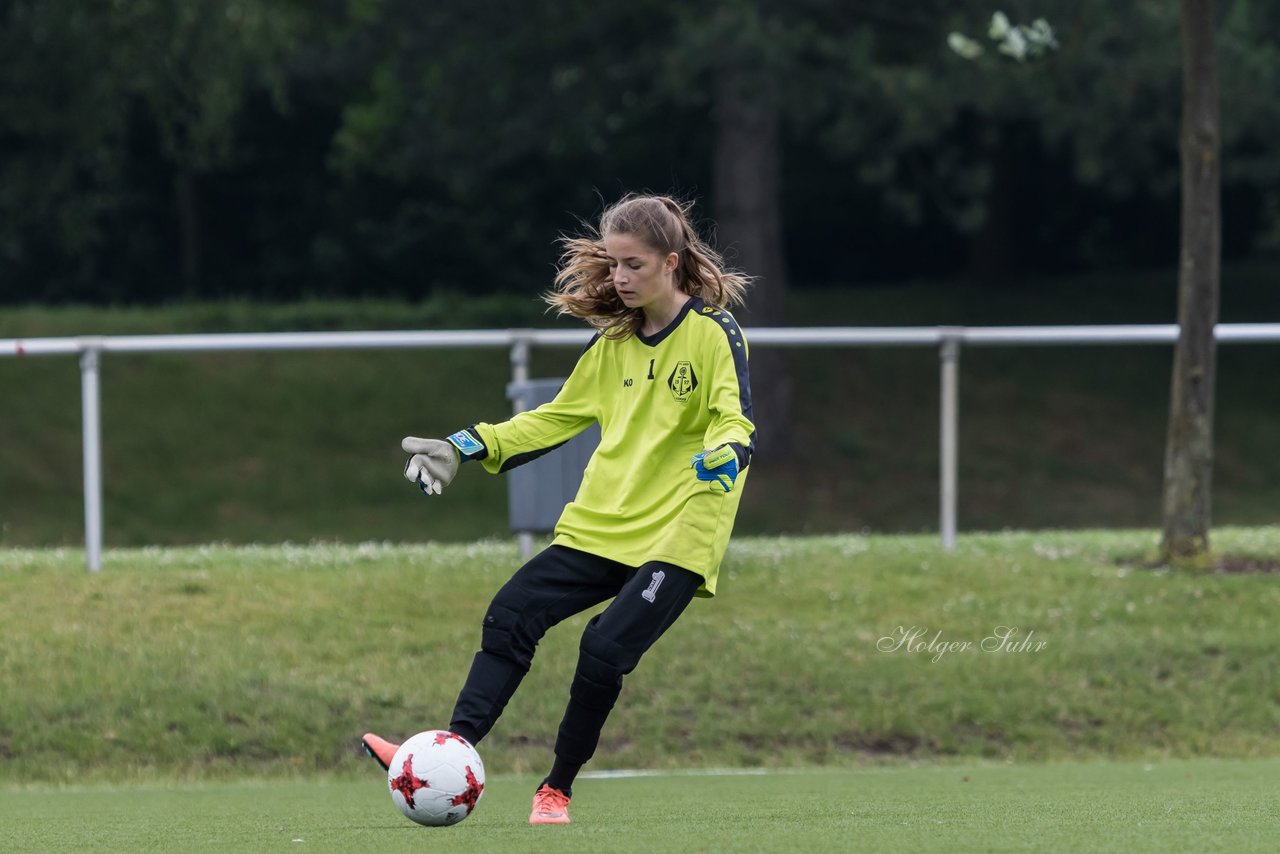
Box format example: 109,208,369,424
401,335,602,494
471,338,601,474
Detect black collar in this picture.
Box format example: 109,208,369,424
635,297,699,347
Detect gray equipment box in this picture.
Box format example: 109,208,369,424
505,378,601,533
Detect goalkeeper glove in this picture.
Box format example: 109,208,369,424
690,443,743,493
402,429,486,495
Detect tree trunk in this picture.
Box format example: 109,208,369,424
175,169,202,298
1160,0,1220,565
712,64,792,454
968,128,1018,284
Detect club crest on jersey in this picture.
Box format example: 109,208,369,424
668,361,698,403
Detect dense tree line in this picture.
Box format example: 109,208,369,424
1,0,1277,306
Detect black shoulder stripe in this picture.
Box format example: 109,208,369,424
696,302,756,465
498,440,569,473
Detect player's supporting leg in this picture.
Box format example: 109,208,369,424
448,545,630,746
533,561,701,823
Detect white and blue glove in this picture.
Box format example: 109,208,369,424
402,429,486,495
690,444,744,493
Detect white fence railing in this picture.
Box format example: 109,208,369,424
4,323,1280,571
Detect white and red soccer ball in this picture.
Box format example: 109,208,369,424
386,730,486,826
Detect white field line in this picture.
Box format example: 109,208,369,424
579,768,774,780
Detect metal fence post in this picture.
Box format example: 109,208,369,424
79,343,104,572
939,332,961,551
509,334,531,411
509,334,534,559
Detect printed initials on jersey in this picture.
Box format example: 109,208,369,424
647,359,655,380
623,378,633,388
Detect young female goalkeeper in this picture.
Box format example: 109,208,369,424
363,194,755,825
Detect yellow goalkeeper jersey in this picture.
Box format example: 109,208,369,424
471,296,754,596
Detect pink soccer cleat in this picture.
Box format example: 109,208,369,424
529,782,572,825
361,732,401,771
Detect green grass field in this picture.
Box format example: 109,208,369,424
3,530,1279,785
3,761,1278,853
4,531,1280,851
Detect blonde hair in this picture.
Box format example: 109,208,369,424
545,194,751,339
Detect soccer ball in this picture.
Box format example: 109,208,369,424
386,730,486,826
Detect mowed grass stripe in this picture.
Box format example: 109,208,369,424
1,761,1278,853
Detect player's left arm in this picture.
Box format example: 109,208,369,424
691,321,754,493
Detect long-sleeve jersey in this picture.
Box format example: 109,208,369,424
470,296,754,597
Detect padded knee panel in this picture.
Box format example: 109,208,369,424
575,623,630,690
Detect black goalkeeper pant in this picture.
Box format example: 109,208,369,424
449,544,701,766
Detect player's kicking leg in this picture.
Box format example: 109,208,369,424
361,732,400,771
